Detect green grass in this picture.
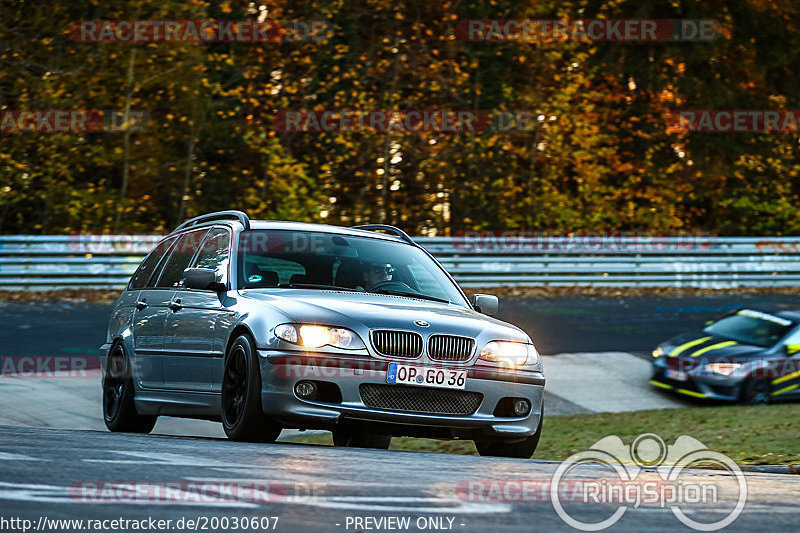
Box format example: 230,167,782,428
290,404,800,465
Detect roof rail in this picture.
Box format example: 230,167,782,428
174,210,250,232
352,224,415,245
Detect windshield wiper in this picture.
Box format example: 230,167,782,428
368,289,451,304
276,283,362,293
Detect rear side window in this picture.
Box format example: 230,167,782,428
155,229,209,288
193,228,231,279
128,236,177,290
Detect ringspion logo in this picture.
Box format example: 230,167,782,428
459,434,747,531
551,434,747,531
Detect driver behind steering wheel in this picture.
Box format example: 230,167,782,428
359,262,395,290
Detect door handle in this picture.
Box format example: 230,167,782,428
168,300,183,311
135,301,147,310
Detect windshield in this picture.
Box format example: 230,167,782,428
703,310,794,347
237,229,467,306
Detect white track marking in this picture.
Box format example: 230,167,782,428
0,452,43,461
83,450,242,468
286,496,511,513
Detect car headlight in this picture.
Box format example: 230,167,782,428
652,347,664,358
274,324,364,350
701,363,741,376
479,341,538,366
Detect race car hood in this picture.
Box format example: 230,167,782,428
659,332,766,363
239,288,529,343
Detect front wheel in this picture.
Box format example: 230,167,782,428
332,425,391,449
102,342,157,433
741,379,771,406
221,334,281,442
475,408,543,458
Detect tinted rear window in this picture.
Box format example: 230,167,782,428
128,236,177,290
193,228,231,275
155,230,208,288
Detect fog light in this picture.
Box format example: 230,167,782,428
295,381,317,399
513,399,531,416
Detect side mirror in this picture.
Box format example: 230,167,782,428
783,344,800,356
183,268,225,292
472,294,498,316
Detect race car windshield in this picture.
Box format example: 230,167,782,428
703,311,794,347
237,229,468,306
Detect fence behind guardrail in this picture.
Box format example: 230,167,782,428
2,234,800,290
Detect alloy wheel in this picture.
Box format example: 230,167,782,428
222,345,248,425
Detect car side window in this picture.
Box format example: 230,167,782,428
128,235,178,290
781,327,800,347
193,228,231,281
155,229,209,288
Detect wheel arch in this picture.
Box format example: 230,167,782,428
224,324,258,362
108,333,138,380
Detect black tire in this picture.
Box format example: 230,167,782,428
475,408,543,458
741,378,771,406
221,334,281,442
102,342,157,433
332,425,391,449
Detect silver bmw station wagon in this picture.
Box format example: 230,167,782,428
101,211,545,457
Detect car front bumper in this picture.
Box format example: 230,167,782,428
258,350,545,440
650,360,743,401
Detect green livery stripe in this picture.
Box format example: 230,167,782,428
668,336,712,357
772,383,799,396
676,388,706,398
649,380,673,390
773,369,800,385
689,340,737,357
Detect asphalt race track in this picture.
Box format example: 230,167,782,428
2,426,800,533
2,295,800,532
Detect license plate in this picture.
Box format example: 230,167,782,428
387,363,466,390
666,368,688,381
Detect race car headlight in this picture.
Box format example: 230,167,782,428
701,363,742,376
479,341,538,366
274,324,364,350
652,347,664,358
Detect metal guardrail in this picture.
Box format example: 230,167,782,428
3,234,800,289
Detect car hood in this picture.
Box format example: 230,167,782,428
239,289,529,342
660,332,767,362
